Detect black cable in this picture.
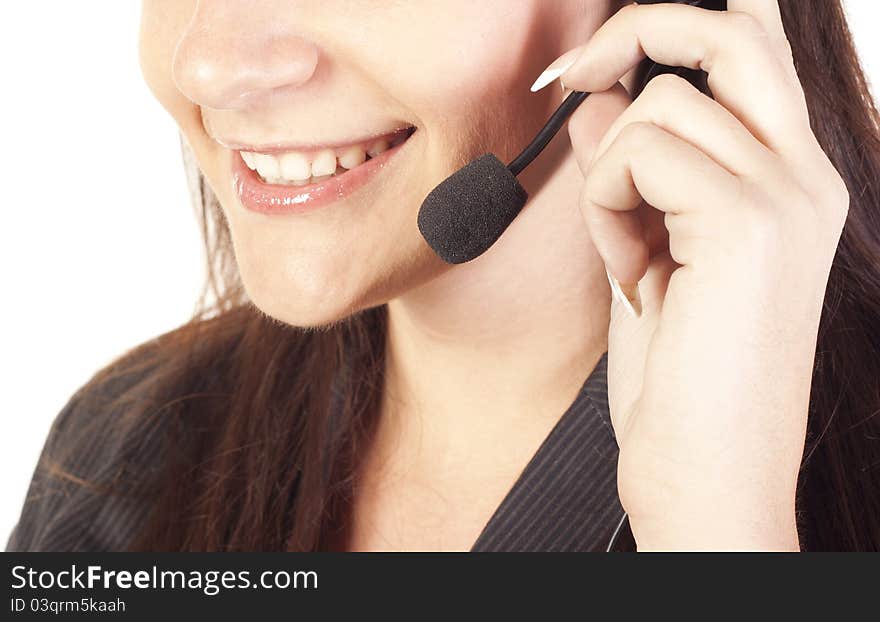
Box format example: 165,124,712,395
507,0,726,179
506,90,590,177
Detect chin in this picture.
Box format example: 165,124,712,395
245,284,369,329
235,252,375,329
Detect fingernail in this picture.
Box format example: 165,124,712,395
530,47,584,92
605,266,642,319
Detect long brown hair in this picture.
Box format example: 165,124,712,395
62,0,880,550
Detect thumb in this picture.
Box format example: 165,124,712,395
606,246,678,438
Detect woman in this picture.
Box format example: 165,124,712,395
8,0,880,551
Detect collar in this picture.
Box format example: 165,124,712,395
471,351,635,551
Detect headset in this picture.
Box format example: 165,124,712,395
417,0,729,265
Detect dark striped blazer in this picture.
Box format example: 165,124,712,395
6,350,634,552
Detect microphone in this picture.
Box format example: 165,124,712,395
416,0,725,265
417,90,590,264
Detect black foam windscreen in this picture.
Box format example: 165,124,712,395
417,154,528,264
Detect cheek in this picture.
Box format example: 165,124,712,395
396,3,538,92
139,0,219,173
377,4,551,164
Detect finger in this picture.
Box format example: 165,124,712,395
729,0,798,81
631,248,678,325
580,121,740,283
606,248,679,434
589,73,779,181
557,3,811,156
565,82,641,285
566,81,632,172
728,0,787,49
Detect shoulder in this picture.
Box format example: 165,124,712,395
6,335,173,552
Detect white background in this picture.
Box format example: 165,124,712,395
1,2,879,543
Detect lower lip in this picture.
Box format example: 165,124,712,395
232,134,411,216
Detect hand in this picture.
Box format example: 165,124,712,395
535,1,850,550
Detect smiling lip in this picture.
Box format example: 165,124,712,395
232,128,413,216
221,126,413,156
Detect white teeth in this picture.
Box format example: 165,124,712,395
241,152,258,170
367,139,389,158
243,128,412,185
311,149,337,177
338,145,367,170
252,153,280,179
279,152,311,181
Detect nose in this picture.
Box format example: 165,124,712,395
172,2,320,110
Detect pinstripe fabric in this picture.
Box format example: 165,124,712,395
471,350,625,551
6,365,168,552
6,351,626,552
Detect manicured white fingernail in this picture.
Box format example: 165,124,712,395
531,61,575,92
530,48,583,92
605,266,642,319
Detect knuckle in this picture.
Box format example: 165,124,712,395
831,174,851,212
617,121,655,146
829,175,851,230
810,156,851,228
780,37,795,63
725,11,766,41
786,176,848,248
789,186,833,247
734,168,848,261
618,2,639,19
643,72,696,101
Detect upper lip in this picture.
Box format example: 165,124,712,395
213,125,415,155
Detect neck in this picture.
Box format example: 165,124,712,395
384,134,611,432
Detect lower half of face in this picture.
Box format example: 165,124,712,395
140,0,590,327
